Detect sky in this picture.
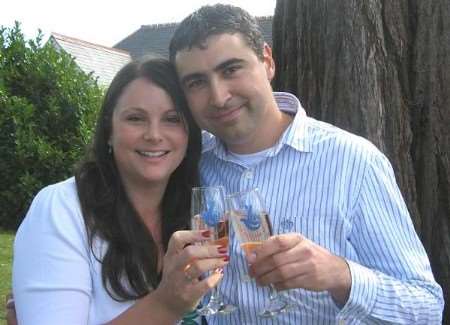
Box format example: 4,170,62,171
1,0,276,47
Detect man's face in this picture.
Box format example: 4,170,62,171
174,33,276,153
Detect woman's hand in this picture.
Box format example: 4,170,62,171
7,232,229,325
154,230,229,317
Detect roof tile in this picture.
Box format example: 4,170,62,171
114,17,273,59
50,33,131,86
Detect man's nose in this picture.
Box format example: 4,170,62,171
209,78,231,108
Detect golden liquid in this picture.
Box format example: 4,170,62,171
213,236,229,247
240,241,262,257
191,215,229,248
214,219,229,246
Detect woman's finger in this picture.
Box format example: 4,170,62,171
191,271,224,297
166,230,211,256
183,255,229,281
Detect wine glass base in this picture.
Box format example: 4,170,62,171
258,299,291,318
197,303,220,316
197,300,237,316
218,303,238,314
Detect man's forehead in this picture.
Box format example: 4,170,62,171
174,43,219,78
174,32,243,54
174,33,249,73
174,46,208,78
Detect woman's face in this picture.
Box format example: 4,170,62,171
109,77,188,189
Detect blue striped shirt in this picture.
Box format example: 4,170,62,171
200,92,444,324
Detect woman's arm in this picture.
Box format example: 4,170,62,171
13,181,92,325
108,230,228,324
5,294,17,325
13,180,228,324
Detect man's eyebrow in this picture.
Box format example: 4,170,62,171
180,58,246,86
214,58,245,72
180,72,204,86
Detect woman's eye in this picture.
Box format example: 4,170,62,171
166,115,182,123
126,115,144,122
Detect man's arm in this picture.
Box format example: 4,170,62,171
337,151,443,323
248,150,444,324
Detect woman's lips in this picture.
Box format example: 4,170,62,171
138,150,168,158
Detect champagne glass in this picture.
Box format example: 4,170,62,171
191,186,237,316
228,188,291,318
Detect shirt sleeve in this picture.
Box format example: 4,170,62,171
337,150,444,324
13,180,92,325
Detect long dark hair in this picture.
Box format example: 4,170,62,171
75,57,201,301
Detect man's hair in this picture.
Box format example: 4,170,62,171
169,4,265,62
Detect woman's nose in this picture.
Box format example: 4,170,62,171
143,122,162,142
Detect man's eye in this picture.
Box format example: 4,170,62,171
223,65,240,76
186,79,205,90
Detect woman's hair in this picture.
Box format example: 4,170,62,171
75,56,201,301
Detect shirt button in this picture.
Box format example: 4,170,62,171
243,169,253,179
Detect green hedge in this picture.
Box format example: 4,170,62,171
0,23,103,230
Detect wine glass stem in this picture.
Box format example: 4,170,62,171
210,288,220,302
268,284,279,300
209,268,222,301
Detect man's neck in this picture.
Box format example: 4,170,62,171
228,111,293,154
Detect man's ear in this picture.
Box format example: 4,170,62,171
263,43,275,82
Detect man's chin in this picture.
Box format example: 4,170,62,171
218,132,254,152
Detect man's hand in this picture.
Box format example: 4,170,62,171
247,233,352,305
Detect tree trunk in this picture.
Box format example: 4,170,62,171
272,0,449,322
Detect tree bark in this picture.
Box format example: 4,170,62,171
273,0,449,322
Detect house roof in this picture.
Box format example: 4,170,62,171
49,33,131,86
114,16,273,59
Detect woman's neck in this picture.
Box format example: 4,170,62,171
123,180,166,273
122,180,167,240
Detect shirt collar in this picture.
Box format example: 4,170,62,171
274,92,312,153
201,92,312,156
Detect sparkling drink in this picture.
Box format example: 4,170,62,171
191,217,229,247
214,220,229,247
240,241,262,257
190,186,236,316
232,211,272,245
228,189,291,318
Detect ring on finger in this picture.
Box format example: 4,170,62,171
183,263,194,282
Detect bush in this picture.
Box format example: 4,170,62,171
0,23,103,230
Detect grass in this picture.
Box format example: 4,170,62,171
0,231,14,325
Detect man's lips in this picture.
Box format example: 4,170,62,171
210,105,243,122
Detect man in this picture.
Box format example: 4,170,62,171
169,4,444,324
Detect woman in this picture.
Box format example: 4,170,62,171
12,57,228,324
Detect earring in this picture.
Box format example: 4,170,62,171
108,144,112,154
